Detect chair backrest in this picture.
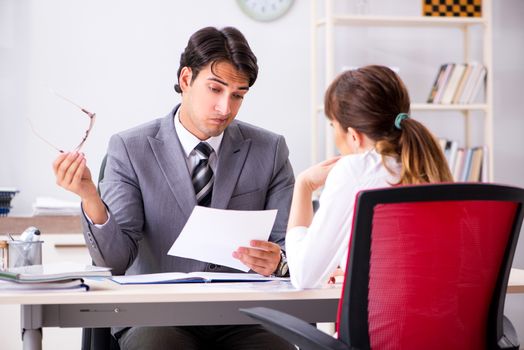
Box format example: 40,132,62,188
337,183,524,350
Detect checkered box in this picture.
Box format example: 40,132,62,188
423,0,482,17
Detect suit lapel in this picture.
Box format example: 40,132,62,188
148,107,196,218
212,122,251,209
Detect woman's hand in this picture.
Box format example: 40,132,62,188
297,156,341,192
287,156,342,230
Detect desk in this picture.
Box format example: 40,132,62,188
0,279,341,350
508,267,524,293
2,268,523,350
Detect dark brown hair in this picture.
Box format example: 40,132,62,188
324,65,452,184
174,26,258,93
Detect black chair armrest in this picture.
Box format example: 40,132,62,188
81,328,92,350
497,315,520,350
239,307,348,350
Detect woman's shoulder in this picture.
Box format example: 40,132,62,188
333,150,400,181
336,149,383,170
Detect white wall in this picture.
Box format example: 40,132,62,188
0,0,311,215
1,0,524,344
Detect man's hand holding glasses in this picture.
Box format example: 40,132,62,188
52,151,108,224
34,91,109,225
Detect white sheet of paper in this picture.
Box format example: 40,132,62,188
167,206,278,272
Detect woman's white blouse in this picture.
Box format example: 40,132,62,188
286,149,401,289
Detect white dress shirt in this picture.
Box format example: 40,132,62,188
173,108,223,174
286,149,401,289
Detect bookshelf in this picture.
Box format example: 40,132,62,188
311,0,493,181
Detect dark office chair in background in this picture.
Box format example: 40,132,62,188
241,183,524,350
81,154,121,350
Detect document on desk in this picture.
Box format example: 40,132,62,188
111,272,289,285
168,206,278,272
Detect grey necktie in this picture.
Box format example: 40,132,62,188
192,142,214,207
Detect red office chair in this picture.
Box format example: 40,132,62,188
241,183,524,350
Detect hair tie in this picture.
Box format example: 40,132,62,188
394,113,409,130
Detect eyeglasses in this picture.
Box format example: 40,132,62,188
28,90,96,153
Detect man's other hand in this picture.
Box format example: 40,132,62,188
233,240,281,276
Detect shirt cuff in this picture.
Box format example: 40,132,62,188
82,206,111,228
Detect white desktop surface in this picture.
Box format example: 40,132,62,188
0,268,521,306
0,278,341,304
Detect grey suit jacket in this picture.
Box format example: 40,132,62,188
82,106,295,276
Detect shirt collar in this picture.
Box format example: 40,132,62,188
174,107,223,158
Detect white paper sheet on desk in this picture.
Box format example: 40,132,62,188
167,206,278,272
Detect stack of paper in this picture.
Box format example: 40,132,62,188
32,196,81,216
0,262,112,282
0,279,89,292
0,262,111,292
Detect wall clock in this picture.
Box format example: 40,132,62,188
237,0,294,22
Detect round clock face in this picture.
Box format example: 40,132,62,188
237,0,294,22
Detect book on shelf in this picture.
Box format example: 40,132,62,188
452,63,473,104
452,148,466,182
448,141,459,172
432,63,455,104
468,147,484,182
464,65,487,104
428,62,486,105
440,138,459,171
111,271,290,285
457,62,479,103
427,64,448,103
441,63,466,104
461,147,474,181
0,262,112,283
438,138,488,183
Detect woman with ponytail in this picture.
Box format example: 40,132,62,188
286,65,452,289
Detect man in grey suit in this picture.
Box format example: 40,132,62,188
53,27,295,349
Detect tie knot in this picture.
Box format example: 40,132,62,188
195,142,213,159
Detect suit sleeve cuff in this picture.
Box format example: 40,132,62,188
82,204,111,227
